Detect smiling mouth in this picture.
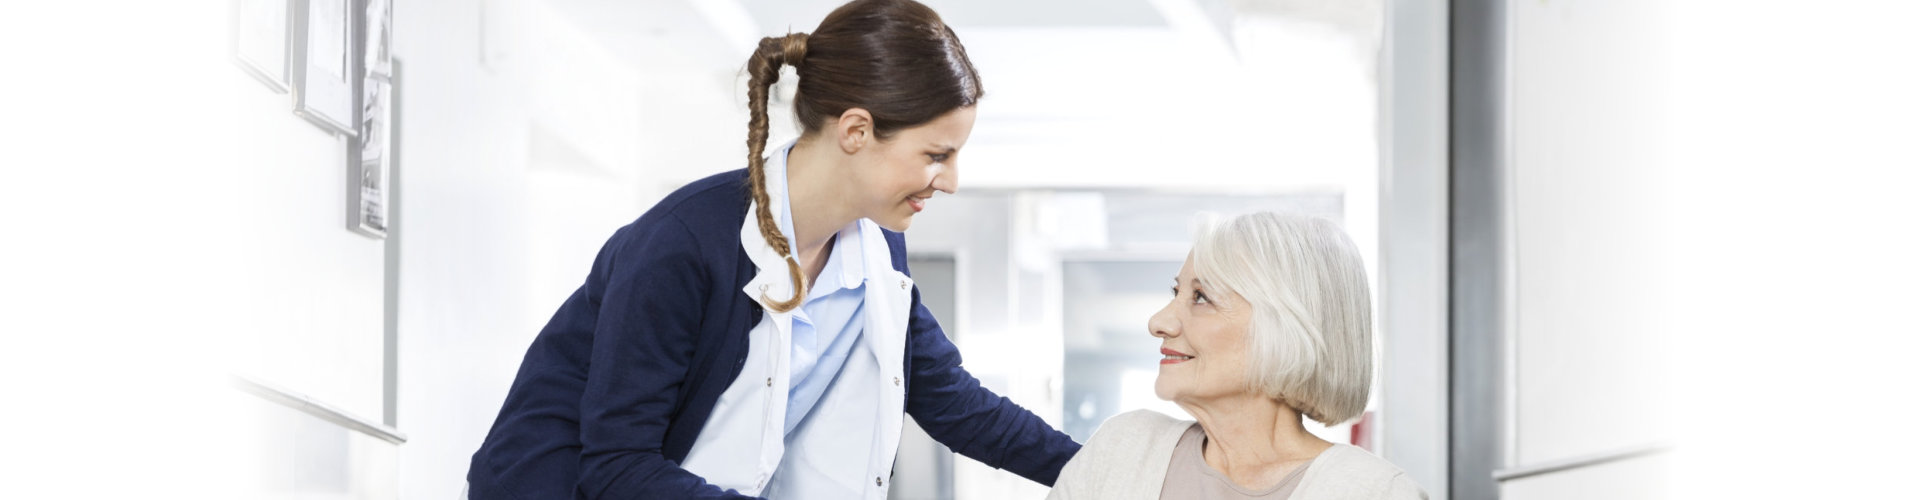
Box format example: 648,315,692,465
907,197,928,212
1160,347,1193,365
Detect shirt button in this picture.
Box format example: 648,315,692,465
766,377,773,387
876,476,883,487
893,376,901,386
899,280,907,290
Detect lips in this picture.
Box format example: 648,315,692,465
907,197,927,213
1160,347,1193,365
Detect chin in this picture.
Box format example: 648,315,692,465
1153,380,1175,401
875,215,913,232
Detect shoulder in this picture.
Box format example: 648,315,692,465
877,225,908,274
1298,444,1429,500
647,169,750,229
1315,444,1413,481
1094,409,1190,439
1078,410,1192,460
1050,410,1192,500
606,169,749,254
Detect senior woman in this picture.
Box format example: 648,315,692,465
1050,212,1425,499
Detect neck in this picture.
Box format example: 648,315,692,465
1177,394,1333,488
781,136,858,260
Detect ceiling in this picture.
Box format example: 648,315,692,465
740,0,1171,30
538,0,1383,190
539,0,1375,73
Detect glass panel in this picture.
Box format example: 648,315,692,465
1100,192,1344,250
909,254,959,335
893,254,958,500
1061,260,1187,442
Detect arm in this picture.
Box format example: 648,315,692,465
576,217,759,500
901,289,1082,486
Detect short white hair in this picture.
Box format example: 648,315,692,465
1191,211,1372,425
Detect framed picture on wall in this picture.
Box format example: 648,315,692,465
294,0,356,136
365,0,391,77
349,70,391,239
349,0,394,239
232,0,291,93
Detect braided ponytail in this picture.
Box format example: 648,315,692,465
740,0,984,313
746,33,810,313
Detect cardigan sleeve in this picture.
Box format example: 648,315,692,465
575,216,759,500
900,286,1083,486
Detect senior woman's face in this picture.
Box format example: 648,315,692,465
1149,254,1255,404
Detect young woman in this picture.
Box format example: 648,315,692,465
464,1,1079,498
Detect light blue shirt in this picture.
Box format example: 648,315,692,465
768,144,868,437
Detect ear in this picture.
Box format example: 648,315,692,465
834,108,874,154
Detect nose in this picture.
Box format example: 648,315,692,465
1148,300,1179,339
931,161,958,195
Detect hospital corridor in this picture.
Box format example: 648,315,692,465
3,0,1917,499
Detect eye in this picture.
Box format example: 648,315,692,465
928,153,950,163
1192,290,1211,305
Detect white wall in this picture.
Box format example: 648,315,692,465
223,24,398,496
1501,453,1669,500
1663,1,1920,497
6,2,250,496
389,1,648,499
1499,0,1675,495
229,49,388,427
1377,0,1450,495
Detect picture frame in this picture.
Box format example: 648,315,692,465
232,0,291,93
349,72,391,238
349,0,395,239
364,0,391,77
294,0,357,136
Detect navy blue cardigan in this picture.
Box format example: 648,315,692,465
466,169,1081,499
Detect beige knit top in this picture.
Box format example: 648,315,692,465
1048,410,1427,500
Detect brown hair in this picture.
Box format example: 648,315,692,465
744,0,983,312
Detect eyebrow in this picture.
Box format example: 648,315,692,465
929,144,957,154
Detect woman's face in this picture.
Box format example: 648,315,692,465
849,106,975,232
1151,254,1256,405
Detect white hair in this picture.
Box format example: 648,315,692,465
1190,211,1372,425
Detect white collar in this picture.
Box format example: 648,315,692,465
746,139,869,306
